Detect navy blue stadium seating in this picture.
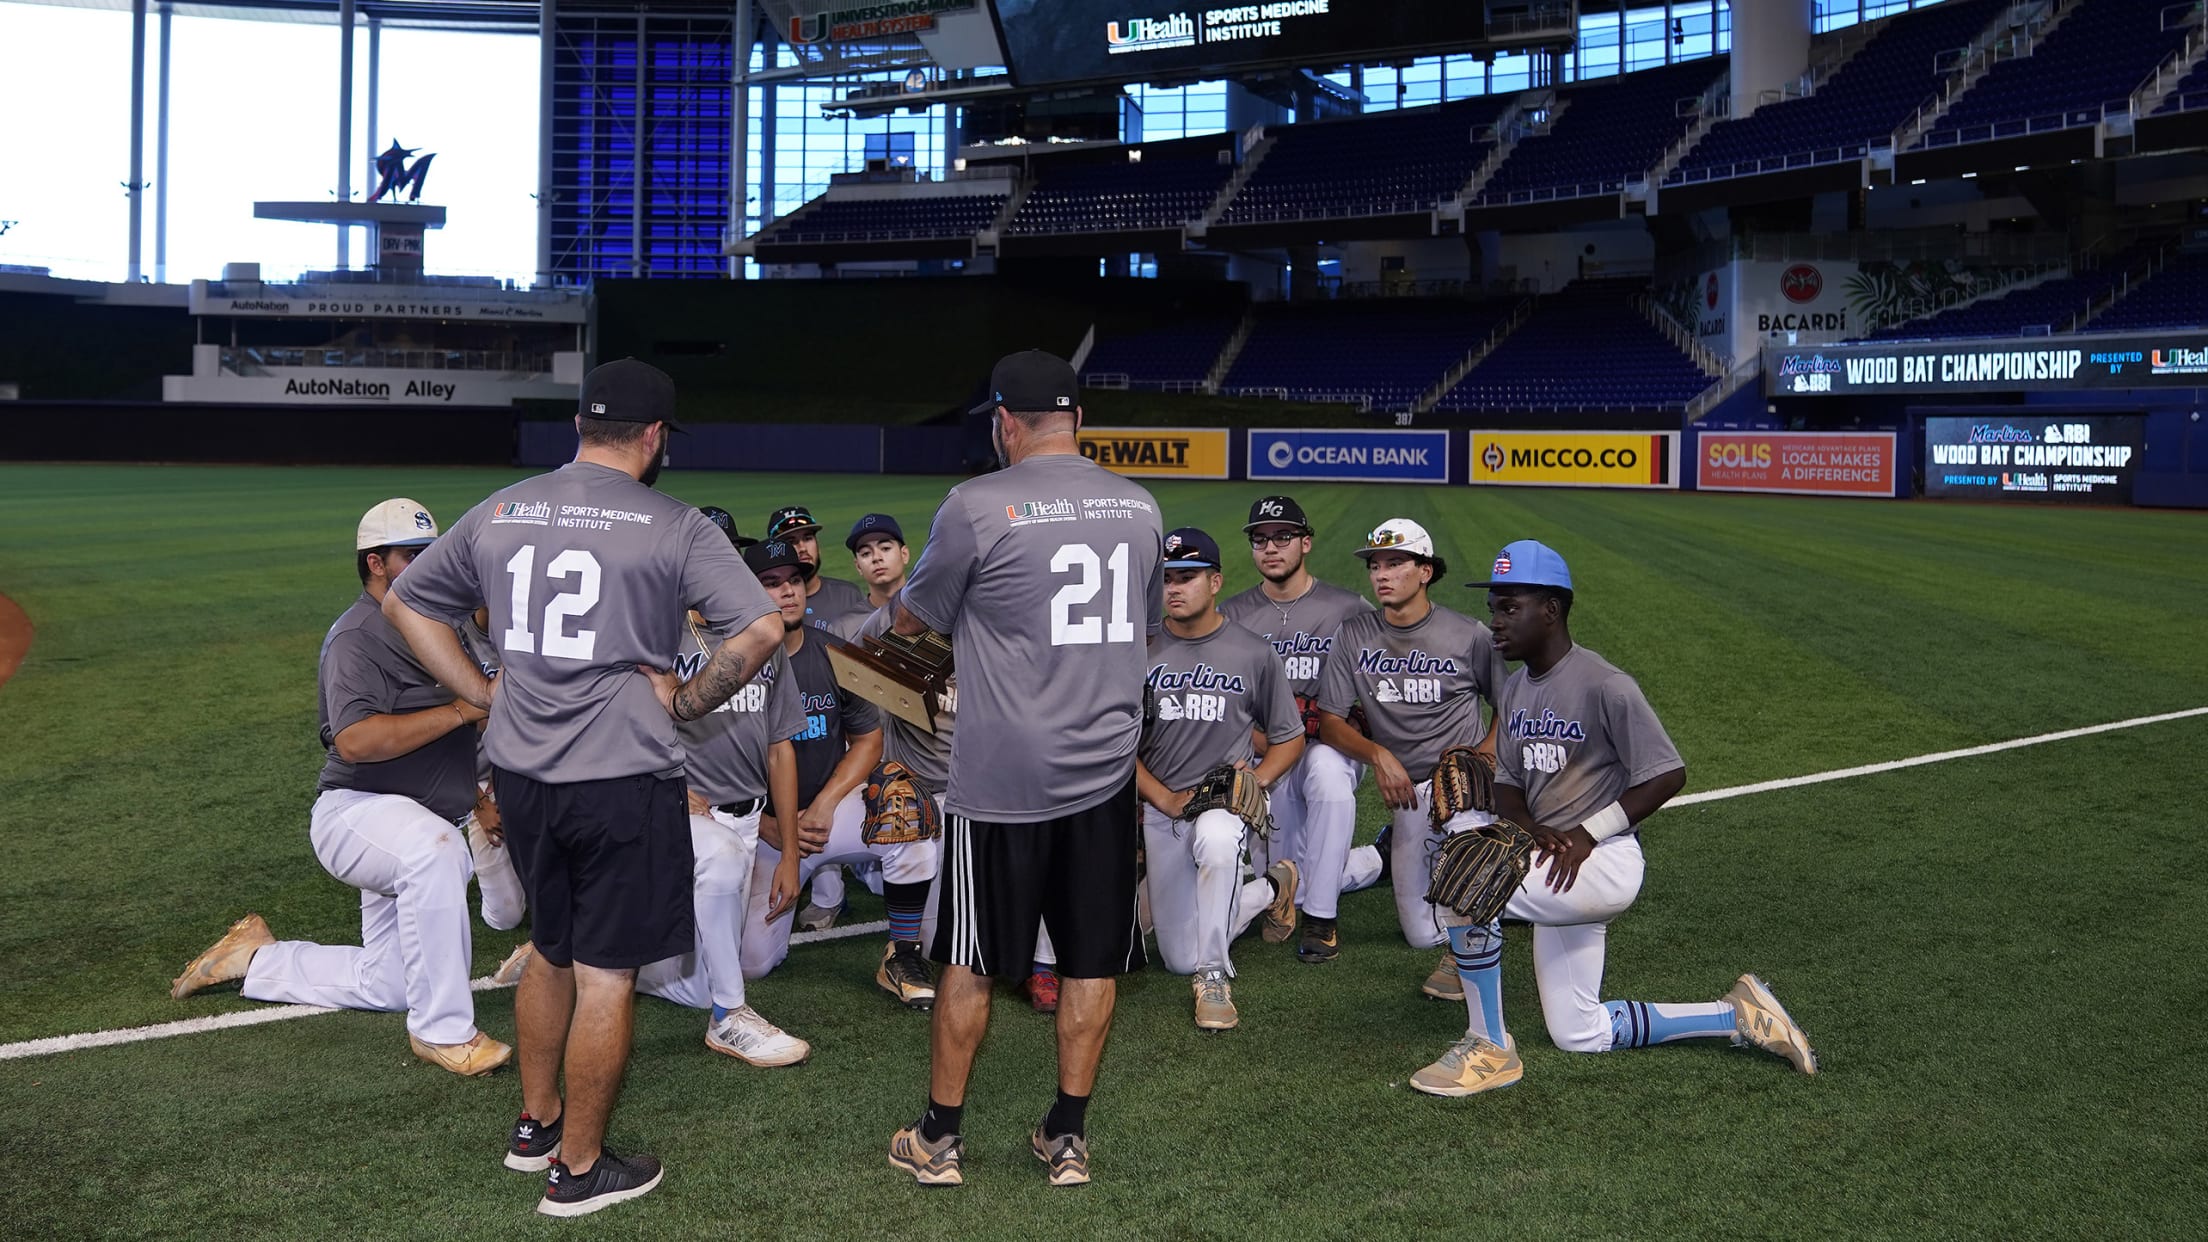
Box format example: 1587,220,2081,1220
1478,58,1727,205
2152,54,2208,113
1925,0,2200,145
1670,0,2008,183
1866,241,2163,340
2087,250,2208,331
761,192,1009,244
1433,279,1709,413
1221,297,1523,410
1008,149,1233,235
1219,96,1514,224
1078,315,1241,389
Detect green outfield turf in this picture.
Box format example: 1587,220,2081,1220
1,463,2204,1240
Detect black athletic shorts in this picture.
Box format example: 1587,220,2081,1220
493,766,693,970
931,777,1144,980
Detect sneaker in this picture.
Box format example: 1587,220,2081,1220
1726,973,1819,1075
169,914,275,999
1259,859,1300,944
538,1148,664,1217
1023,969,1061,1014
1421,952,1464,1001
1409,1032,1523,1098
888,1119,964,1187
490,942,534,988
504,1112,563,1173
706,1005,811,1067
1297,915,1340,963
877,941,937,1010
1192,969,1237,1031
409,1031,513,1077
1031,1126,1090,1187
795,898,845,933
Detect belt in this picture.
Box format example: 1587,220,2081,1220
714,797,765,818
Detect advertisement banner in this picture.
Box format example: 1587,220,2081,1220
1924,415,2143,503
1765,333,2207,396
1247,428,1450,484
991,0,1489,89
1696,431,1898,497
1469,431,1678,489
1077,426,1231,478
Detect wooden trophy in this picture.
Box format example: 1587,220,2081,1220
829,628,954,734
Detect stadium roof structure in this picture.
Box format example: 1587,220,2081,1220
10,0,543,33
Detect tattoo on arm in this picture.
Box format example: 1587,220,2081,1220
672,617,780,721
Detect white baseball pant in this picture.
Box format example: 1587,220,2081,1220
1439,834,1645,1052
1251,741,1362,919
1140,806,1280,977
636,805,763,1012
741,788,942,979
465,783,526,932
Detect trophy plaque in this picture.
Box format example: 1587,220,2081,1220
829,629,954,734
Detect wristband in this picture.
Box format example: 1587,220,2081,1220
1580,801,1632,843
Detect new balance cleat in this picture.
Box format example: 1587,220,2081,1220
1031,1126,1090,1187
539,1148,663,1217
1023,969,1061,1014
169,914,274,999
1192,969,1238,1031
1421,952,1464,1001
1259,859,1300,944
1297,915,1340,963
706,1005,810,1067
490,941,534,988
1726,973,1819,1075
505,1112,563,1173
409,1031,513,1077
877,941,936,1010
1410,1032,1523,1098
888,1119,964,1187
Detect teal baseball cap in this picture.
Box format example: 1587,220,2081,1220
1474,540,1573,591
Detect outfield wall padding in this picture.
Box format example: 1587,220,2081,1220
0,401,514,465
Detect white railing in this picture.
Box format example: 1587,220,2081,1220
1889,0,2064,152
1417,298,1533,414
2130,3,2208,117
1686,355,1763,422
1221,387,1375,414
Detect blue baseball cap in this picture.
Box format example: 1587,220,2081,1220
846,513,905,551
1162,527,1223,570
1474,540,1573,592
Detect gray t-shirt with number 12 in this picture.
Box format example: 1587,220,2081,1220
1317,603,1504,776
1220,577,1374,698
1494,644,1685,834
1140,619,1304,793
391,461,779,784
899,452,1164,823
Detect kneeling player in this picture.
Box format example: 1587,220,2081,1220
736,539,940,1008
1135,528,1305,1029
1411,541,1817,1097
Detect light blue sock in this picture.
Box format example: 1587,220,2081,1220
711,1004,730,1022
1446,922,1505,1043
1605,1000,1736,1050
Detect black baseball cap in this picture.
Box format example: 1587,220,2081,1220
969,349,1080,416
846,512,905,551
1162,527,1223,571
579,357,683,432
766,505,822,539
697,505,757,549
1243,495,1310,533
743,538,816,581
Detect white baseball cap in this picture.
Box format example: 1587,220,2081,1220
356,497,440,551
1355,517,1447,579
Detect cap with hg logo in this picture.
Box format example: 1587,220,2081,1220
356,497,438,551
969,349,1080,416
1355,517,1445,580
1162,526,1223,570
1474,540,1573,592
1243,494,1310,533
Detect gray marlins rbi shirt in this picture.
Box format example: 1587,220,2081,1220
1220,579,1373,698
783,629,881,808
677,619,804,806
1317,604,1505,776
900,453,1165,822
391,461,779,784
1140,619,1303,793
1494,644,1684,833
804,575,869,632
855,606,955,797
317,593,478,823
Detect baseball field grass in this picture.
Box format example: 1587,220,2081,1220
2,462,2204,1240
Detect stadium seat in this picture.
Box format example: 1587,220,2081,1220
1923,0,2201,146
2085,250,2208,332
1220,297,1524,411
1008,147,1234,235
753,192,1010,245
1219,96,1515,225
1477,58,1728,205
1432,279,1709,414
1079,315,1243,390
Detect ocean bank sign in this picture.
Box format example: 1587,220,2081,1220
1248,428,1450,484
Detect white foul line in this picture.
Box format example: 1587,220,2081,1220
0,920,891,1062
6,704,2204,1063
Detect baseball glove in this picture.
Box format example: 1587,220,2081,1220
1424,820,1537,924
861,760,942,846
1182,763,1276,839
1298,697,1374,741
1428,745,1497,829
